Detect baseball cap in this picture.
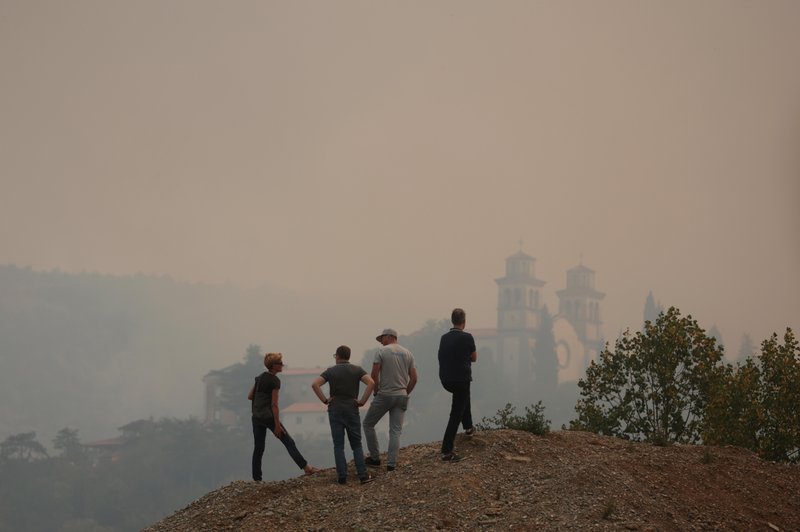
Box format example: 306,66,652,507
375,328,398,341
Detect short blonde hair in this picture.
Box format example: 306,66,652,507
264,352,283,369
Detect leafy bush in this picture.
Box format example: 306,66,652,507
476,402,550,436
704,328,799,463
571,307,726,444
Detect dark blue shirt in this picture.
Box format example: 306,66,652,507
438,328,476,383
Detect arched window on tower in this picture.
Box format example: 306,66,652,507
514,288,521,306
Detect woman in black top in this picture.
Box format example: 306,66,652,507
248,352,319,481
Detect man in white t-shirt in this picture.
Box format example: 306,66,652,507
362,328,418,471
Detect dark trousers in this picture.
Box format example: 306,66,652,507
252,417,307,481
441,381,473,454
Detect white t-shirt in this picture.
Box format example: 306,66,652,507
373,343,415,396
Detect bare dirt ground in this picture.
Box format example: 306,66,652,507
145,429,799,531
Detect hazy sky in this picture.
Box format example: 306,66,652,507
2,0,798,359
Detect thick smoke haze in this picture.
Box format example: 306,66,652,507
1,1,798,416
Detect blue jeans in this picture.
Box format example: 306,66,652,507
441,381,472,454
363,394,409,467
252,417,307,481
328,406,367,480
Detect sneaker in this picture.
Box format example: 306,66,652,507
360,475,375,484
337,477,347,485
464,427,476,436
441,452,467,462
364,456,381,468
386,465,396,472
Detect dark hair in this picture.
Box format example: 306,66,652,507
451,308,466,326
335,345,351,360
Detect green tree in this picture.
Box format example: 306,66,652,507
704,358,761,451
757,328,800,462
705,328,799,462
52,428,92,522
0,431,49,462
209,344,263,426
54,427,82,458
0,432,62,530
572,307,726,444
83,417,253,531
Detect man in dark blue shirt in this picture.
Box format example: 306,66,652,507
438,308,477,462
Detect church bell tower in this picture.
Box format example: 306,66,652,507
556,261,605,355
494,249,547,398
496,250,546,331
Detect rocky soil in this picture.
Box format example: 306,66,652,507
145,429,799,531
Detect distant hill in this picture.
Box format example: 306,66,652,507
144,429,800,531
0,265,329,444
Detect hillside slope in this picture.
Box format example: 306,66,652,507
145,429,799,531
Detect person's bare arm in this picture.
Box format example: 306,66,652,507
271,389,283,438
370,362,381,396
406,366,418,395
311,376,329,404
247,384,255,401
358,374,375,406
470,350,477,363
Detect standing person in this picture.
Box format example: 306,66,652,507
311,345,376,485
362,328,418,472
248,352,319,481
438,308,477,462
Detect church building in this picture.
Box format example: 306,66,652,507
472,250,605,404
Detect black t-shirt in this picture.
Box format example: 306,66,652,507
320,362,367,412
438,328,476,383
252,372,280,420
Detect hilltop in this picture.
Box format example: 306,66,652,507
145,429,799,531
